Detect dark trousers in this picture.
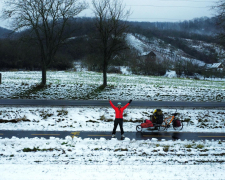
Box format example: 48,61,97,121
112,118,124,135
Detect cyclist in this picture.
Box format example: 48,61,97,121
109,99,132,138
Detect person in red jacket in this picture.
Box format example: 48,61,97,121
109,99,132,138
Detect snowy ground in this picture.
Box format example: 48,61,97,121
1,70,225,179
0,71,224,132
1,164,225,180
1,137,225,179
1,105,224,179
0,71,224,101
0,106,225,132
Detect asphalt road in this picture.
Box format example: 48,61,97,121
0,99,225,107
1,130,225,141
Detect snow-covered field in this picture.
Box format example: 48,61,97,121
1,164,225,180
0,106,225,132
0,71,225,101
1,136,225,179
1,70,225,179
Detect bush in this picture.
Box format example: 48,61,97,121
107,66,122,74
50,53,74,70
129,57,167,76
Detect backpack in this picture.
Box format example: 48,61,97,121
153,109,163,124
173,119,181,127
156,109,163,116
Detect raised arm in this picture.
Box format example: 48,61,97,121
109,100,116,110
121,100,132,110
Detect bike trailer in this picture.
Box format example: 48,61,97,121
141,120,154,128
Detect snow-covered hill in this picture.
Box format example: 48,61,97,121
126,33,224,66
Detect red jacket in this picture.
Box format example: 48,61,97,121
109,100,130,119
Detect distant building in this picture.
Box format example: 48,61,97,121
206,63,224,71
140,51,157,62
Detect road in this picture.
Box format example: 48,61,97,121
1,130,225,141
0,99,225,107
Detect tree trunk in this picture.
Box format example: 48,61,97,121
103,58,108,87
41,65,47,85
103,70,107,87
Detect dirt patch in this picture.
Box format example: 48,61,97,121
86,120,100,123
0,119,31,123
123,119,143,123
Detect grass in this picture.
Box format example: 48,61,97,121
82,85,106,100
163,145,170,152
99,115,106,121
196,144,204,149
86,120,99,123
23,147,56,152
61,142,68,145
114,148,128,152
0,116,30,123
1,71,225,101
57,109,68,116
185,144,193,148
183,118,192,126
39,110,54,119
14,83,51,99
2,139,225,165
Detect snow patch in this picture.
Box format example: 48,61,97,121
164,71,177,78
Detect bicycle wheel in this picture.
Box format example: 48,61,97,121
160,121,167,131
173,119,183,130
136,125,142,132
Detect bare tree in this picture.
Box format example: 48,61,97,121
213,1,225,49
3,0,87,85
174,57,184,77
92,0,131,87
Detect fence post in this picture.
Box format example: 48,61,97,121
0,73,1,84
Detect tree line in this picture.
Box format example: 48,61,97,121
0,17,219,70
129,17,219,36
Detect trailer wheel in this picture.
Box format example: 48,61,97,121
136,125,142,132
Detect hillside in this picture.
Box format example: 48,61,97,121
126,33,224,66
0,27,13,38
78,16,223,65
128,19,222,65
0,16,224,71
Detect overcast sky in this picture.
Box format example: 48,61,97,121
0,0,219,29
82,0,218,22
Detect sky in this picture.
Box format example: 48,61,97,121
0,0,219,29
81,0,219,22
